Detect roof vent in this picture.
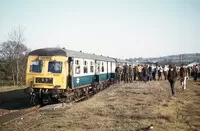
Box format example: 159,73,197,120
62,47,66,49
80,50,82,52
93,53,95,55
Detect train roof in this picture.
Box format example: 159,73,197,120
28,48,115,62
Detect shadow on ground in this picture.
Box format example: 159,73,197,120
0,89,32,111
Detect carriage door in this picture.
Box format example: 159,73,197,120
68,57,73,88
107,61,108,79
95,60,100,82
107,61,112,79
110,62,113,78
110,62,112,78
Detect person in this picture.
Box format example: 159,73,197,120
140,65,144,81
115,65,122,84
129,65,134,83
168,65,178,97
123,63,129,83
187,66,191,79
148,65,152,81
152,65,157,81
163,65,168,80
133,66,137,81
193,64,199,81
180,64,187,90
137,65,142,81
157,65,162,80
176,65,180,79
142,65,148,82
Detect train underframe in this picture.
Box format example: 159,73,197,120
24,78,116,105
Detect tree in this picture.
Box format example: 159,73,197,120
0,26,29,85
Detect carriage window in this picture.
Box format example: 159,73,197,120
30,60,42,73
84,60,88,73
101,62,104,72
75,60,80,74
97,62,100,72
75,60,79,65
90,61,94,73
48,61,62,73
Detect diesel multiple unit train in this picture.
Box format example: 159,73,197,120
25,48,134,104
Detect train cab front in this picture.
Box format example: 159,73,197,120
25,55,67,105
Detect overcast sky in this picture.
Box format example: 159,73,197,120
0,0,199,59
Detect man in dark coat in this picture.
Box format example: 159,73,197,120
142,65,148,82
123,63,129,83
115,65,122,84
152,65,157,81
148,65,152,81
133,66,137,81
129,65,134,83
168,65,178,96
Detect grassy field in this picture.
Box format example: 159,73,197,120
0,80,200,131
0,86,24,92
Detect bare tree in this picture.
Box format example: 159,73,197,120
8,26,25,43
10,26,25,85
0,26,29,85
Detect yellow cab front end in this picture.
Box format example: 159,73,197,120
26,55,68,90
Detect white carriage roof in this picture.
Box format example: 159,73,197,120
29,48,115,62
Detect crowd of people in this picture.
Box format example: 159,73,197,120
115,63,200,96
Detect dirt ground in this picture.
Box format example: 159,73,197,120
0,80,200,131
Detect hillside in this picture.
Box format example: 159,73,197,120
126,53,200,65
